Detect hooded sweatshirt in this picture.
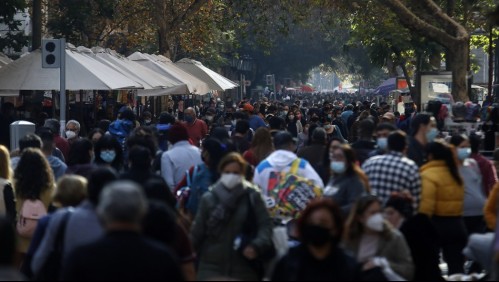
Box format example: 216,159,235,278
253,150,324,196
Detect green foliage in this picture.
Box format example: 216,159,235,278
0,0,29,53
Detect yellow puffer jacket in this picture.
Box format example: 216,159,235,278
419,160,465,217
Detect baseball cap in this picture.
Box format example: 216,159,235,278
243,103,254,113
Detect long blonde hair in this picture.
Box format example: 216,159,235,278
0,145,12,181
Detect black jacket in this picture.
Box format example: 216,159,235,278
62,231,184,281
272,244,360,281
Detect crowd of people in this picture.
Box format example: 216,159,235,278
0,94,499,281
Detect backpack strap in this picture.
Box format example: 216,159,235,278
290,159,301,174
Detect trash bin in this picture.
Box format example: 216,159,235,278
10,121,35,152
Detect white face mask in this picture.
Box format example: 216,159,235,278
366,213,384,232
66,130,77,140
220,173,243,189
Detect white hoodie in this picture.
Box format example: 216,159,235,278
253,150,324,196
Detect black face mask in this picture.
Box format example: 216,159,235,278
301,224,335,247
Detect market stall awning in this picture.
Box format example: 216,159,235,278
374,78,397,96
0,47,142,91
0,53,12,68
87,47,186,91
175,58,238,91
128,52,211,95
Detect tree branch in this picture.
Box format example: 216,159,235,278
418,0,468,39
380,0,458,48
168,0,207,30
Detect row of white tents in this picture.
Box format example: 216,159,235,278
0,44,239,97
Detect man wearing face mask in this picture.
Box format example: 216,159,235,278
184,107,208,148
362,131,422,211
65,120,81,146
407,114,437,167
272,199,361,281
369,123,397,158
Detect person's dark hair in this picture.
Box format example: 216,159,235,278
307,124,319,146
67,139,93,166
120,108,136,122
449,134,468,147
88,128,105,141
159,112,175,125
297,198,343,242
94,134,124,171
126,127,158,158
388,131,407,152
235,120,250,135
233,111,249,121
311,127,327,145
426,141,463,185
410,114,432,137
385,194,414,219
36,127,55,152
142,201,177,247
128,145,152,170
469,133,481,154
269,117,285,130
19,134,42,151
14,148,54,199
203,138,229,182
43,119,61,136
143,178,176,210
358,119,375,139
210,127,231,143
0,217,15,265
87,167,118,205
376,123,397,133
97,120,111,132
167,123,189,144
338,144,358,177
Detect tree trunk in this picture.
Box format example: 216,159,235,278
449,41,469,102
158,26,171,59
32,0,42,50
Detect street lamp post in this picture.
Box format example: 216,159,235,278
488,26,494,99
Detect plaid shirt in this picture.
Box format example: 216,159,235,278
362,152,422,210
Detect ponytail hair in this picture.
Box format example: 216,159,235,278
426,141,463,186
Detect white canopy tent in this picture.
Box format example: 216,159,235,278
0,48,142,93
86,47,186,92
128,52,211,96
175,58,238,91
0,53,12,68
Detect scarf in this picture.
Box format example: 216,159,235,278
206,182,247,237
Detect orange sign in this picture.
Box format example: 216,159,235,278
397,78,408,90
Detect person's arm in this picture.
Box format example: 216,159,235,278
409,166,423,211
485,184,499,230
485,162,499,196
161,153,175,190
201,120,208,137
248,191,274,257
190,194,210,252
385,233,415,280
418,174,437,217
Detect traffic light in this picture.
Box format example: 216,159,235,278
42,39,62,68
266,75,273,86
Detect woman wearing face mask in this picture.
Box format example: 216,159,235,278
286,110,302,138
324,144,370,216
94,134,124,172
449,135,486,236
272,199,360,281
419,141,467,275
343,195,414,280
191,153,273,281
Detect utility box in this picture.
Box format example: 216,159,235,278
10,121,35,152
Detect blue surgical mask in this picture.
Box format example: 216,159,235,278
100,150,116,163
377,138,388,150
457,148,471,161
330,161,346,174
426,128,438,142
185,116,194,124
